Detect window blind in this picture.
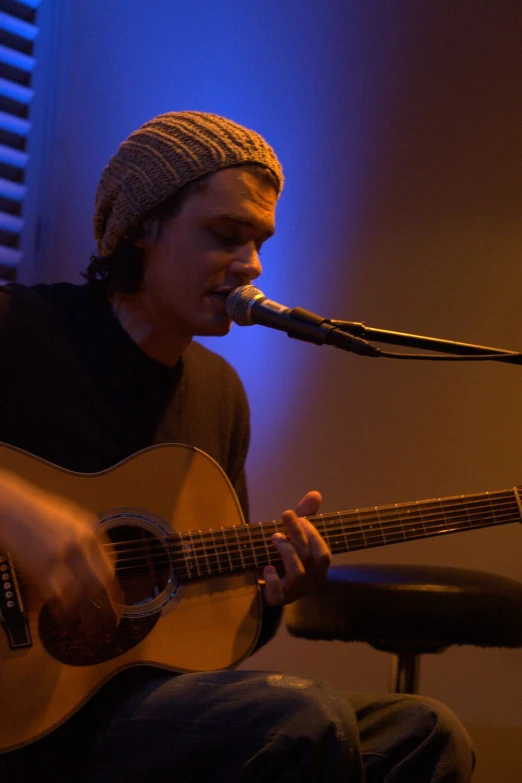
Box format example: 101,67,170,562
0,0,40,283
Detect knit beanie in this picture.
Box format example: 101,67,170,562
93,111,284,257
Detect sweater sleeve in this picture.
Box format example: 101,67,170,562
184,343,283,652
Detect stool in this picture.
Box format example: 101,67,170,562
285,564,522,693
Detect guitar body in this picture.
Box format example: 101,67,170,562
0,443,262,753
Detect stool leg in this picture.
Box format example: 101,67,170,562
390,652,420,693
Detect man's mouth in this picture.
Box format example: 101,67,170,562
209,288,233,312
212,287,235,301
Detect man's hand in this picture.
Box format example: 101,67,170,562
262,490,331,606
0,470,119,624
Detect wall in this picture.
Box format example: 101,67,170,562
31,1,522,777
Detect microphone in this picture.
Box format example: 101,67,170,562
225,285,380,357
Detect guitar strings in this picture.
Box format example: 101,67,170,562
105,509,518,572
108,517,518,583
92,500,518,578
95,496,518,565
11,496,518,589
12,509,517,590
97,493,517,563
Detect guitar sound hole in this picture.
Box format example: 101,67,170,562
38,524,173,666
110,524,171,608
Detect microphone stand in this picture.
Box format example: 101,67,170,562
330,319,522,365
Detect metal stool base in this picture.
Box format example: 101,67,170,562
390,652,420,693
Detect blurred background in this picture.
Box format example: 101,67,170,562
2,1,521,778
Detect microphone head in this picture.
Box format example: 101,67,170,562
225,285,265,325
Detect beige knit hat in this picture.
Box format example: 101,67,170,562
93,111,284,256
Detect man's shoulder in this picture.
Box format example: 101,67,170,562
0,283,105,353
184,341,249,412
0,282,53,328
0,282,88,313
0,282,43,307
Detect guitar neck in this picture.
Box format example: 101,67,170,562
174,487,521,582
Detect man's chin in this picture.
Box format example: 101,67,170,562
197,317,233,338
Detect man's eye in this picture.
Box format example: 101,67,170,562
212,231,239,247
211,230,264,253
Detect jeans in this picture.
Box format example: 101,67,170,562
1,668,475,782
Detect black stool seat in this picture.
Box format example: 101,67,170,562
286,564,522,655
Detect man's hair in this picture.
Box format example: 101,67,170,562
84,164,279,295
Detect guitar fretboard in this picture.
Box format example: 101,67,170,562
172,488,521,581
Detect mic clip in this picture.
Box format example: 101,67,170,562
288,308,381,357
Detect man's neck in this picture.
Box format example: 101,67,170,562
111,293,190,367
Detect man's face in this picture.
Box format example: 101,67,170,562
136,167,278,340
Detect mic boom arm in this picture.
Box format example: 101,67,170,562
331,319,522,364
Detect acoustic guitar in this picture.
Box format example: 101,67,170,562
0,442,519,752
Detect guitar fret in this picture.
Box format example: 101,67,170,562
325,512,346,553
357,512,367,548
342,512,364,551
261,523,271,566
408,502,427,537
398,503,425,541
209,528,226,574
358,508,385,547
485,493,497,526
237,526,256,569
245,525,258,568
438,498,453,533
355,509,367,548
426,501,445,535
223,527,240,571
266,520,282,566
375,506,391,543
413,502,428,537
317,514,337,552
510,489,522,521
214,528,230,574
462,497,473,528
389,504,404,541
433,501,449,530
218,527,234,572
397,506,407,540
314,513,327,544
175,533,191,580
198,530,213,576
381,504,407,542
186,531,201,578
250,524,271,569
197,530,214,576
209,529,221,574
232,526,246,571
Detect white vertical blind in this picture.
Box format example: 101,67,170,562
0,0,40,281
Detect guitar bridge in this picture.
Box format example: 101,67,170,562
0,552,32,649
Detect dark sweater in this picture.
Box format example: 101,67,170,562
0,283,250,510
0,282,280,649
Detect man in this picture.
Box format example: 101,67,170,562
0,111,474,780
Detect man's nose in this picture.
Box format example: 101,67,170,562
230,243,263,280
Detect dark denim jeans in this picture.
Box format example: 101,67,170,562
1,668,474,782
